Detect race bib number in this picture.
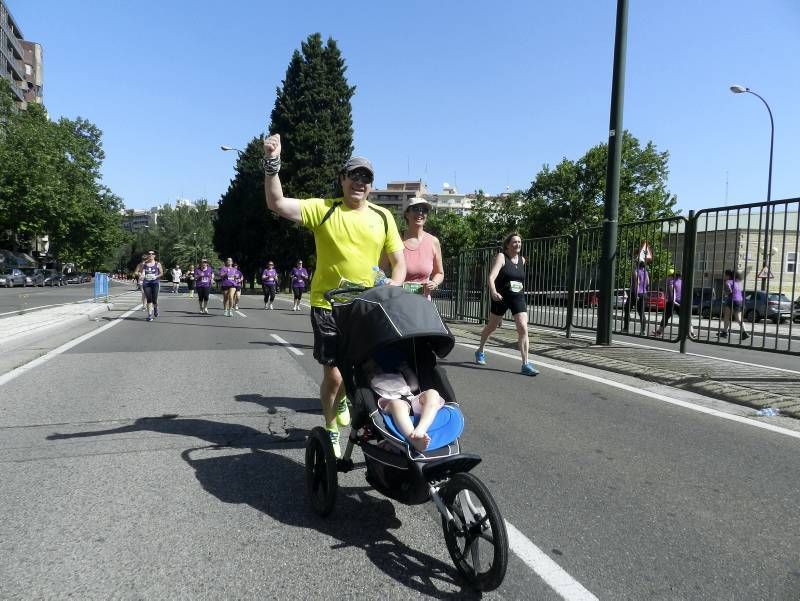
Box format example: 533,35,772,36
510,281,524,293
144,273,157,281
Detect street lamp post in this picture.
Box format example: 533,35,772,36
220,145,244,157
730,84,774,290
192,231,197,265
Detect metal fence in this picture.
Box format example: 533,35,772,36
435,197,799,356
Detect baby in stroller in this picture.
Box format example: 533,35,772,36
365,345,445,452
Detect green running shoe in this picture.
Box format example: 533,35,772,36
336,397,351,427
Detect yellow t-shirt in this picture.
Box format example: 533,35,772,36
300,197,404,309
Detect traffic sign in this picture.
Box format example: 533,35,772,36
757,266,773,279
637,241,653,263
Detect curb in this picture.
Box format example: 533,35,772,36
445,321,800,420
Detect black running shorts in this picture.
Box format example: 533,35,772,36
490,292,527,317
310,307,338,366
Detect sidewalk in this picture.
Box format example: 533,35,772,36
446,320,800,420
0,301,114,350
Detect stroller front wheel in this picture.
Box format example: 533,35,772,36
305,427,338,517
440,472,508,591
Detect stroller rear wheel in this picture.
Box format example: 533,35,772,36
440,472,508,591
305,427,338,517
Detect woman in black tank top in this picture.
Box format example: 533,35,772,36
474,233,539,376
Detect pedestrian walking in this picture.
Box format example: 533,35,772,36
718,269,749,340
171,264,182,294
474,233,539,376
290,260,309,311
623,260,649,335
194,259,213,314
264,133,406,457
652,268,696,339
261,260,279,309
186,264,196,298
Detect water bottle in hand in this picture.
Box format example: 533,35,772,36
373,266,388,287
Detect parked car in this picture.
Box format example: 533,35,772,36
700,297,725,319
20,268,45,286
66,272,92,284
613,289,628,309
644,291,666,311
794,297,800,323
743,291,794,323
43,271,67,287
0,268,28,287
691,287,715,315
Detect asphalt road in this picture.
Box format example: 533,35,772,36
1,290,798,600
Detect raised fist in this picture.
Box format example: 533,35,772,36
264,134,281,158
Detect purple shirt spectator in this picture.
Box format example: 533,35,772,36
666,275,682,304
631,266,649,295
724,278,744,302
291,267,309,289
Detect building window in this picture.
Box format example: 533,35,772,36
787,252,797,273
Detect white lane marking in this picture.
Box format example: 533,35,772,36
505,521,598,601
458,343,800,441
563,331,800,375
234,310,246,318
0,305,141,388
271,334,303,356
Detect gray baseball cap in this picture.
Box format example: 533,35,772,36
343,156,374,176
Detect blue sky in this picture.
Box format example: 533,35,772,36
9,1,800,214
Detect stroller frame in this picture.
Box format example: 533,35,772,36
303,287,508,591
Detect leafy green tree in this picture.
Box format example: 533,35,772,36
523,131,678,238
213,33,355,284
268,33,355,199
0,80,126,269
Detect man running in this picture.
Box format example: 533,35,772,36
170,264,182,294
290,260,309,311
232,262,243,310
264,134,406,457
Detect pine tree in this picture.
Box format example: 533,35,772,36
269,33,355,199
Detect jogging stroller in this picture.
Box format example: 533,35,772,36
304,285,508,591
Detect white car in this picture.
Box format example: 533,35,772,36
613,290,629,309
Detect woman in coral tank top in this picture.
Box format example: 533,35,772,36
401,197,444,299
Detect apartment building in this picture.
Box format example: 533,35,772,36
369,180,474,215
0,0,42,106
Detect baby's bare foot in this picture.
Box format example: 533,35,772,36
409,431,431,451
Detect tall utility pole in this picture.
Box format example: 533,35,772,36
597,0,629,345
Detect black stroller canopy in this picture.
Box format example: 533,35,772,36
332,286,455,366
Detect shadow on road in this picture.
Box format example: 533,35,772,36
45,406,478,597
46,414,306,449
181,445,477,599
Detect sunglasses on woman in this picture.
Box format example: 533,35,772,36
409,205,429,215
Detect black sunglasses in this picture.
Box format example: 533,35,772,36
347,170,373,185
409,205,429,215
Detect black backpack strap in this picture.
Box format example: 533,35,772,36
319,201,343,227
368,205,388,236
